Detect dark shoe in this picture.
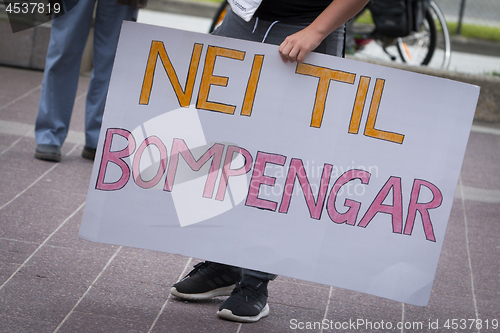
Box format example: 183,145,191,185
170,261,242,301
217,276,270,323
81,146,96,160
35,144,61,162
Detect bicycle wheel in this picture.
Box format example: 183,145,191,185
396,9,437,66
209,0,229,33
426,0,451,68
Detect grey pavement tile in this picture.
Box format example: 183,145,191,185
0,261,20,285
0,133,20,153
0,314,56,333
74,285,167,325
435,226,473,296
0,146,90,245
102,251,188,285
0,188,86,244
14,244,115,289
440,222,468,257
270,279,330,310
0,238,39,264
329,287,401,309
0,274,87,325
461,132,500,190
465,201,500,237
151,297,240,333
46,208,118,253
118,247,188,264
475,289,500,318
0,138,58,208
0,67,89,130
447,198,466,232
57,311,151,333
1,85,42,125
238,281,331,332
0,66,43,107
468,232,500,258
0,135,37,157
432,258,473,297
325,301,403,333
241,305,326,333
0,246,116,324
0,139,88,207
36,157,93,196
404,290,478,323
469,251,500,292
73,252,186,323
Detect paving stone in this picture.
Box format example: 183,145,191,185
461,132,500,190
0,314,56,333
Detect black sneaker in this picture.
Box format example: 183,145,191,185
170,261,241,301
217,276,270,323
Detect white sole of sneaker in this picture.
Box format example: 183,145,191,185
170,285,235,300
217,303,270,323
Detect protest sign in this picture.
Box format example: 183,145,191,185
79,21,480,306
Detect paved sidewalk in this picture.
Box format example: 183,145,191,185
0,63,499,333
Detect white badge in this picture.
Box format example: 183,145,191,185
228,0,263,22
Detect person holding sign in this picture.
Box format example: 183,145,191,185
170,0,369,323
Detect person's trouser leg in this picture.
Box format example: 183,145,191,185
83,1,137,149
241,269,277,282
35,0,95,147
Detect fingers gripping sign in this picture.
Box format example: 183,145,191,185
278,28,324,64
278,0,370,63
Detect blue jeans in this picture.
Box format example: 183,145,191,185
35,0,137,149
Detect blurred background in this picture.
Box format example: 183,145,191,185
1,0,499,75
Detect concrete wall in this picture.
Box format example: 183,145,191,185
0,14,93,73
0,19,51,70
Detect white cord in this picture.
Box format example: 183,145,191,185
262,20,279,43
252,17,259,33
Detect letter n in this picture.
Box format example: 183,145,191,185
139,41,202,107
279,159,332,220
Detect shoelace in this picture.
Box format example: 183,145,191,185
232,281,262,302
185,261,217,279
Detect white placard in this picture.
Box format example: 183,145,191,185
80,21,479,306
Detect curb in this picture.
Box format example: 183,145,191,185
451,35,500,57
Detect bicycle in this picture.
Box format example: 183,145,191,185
208,0,451,69
349,0,451,68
